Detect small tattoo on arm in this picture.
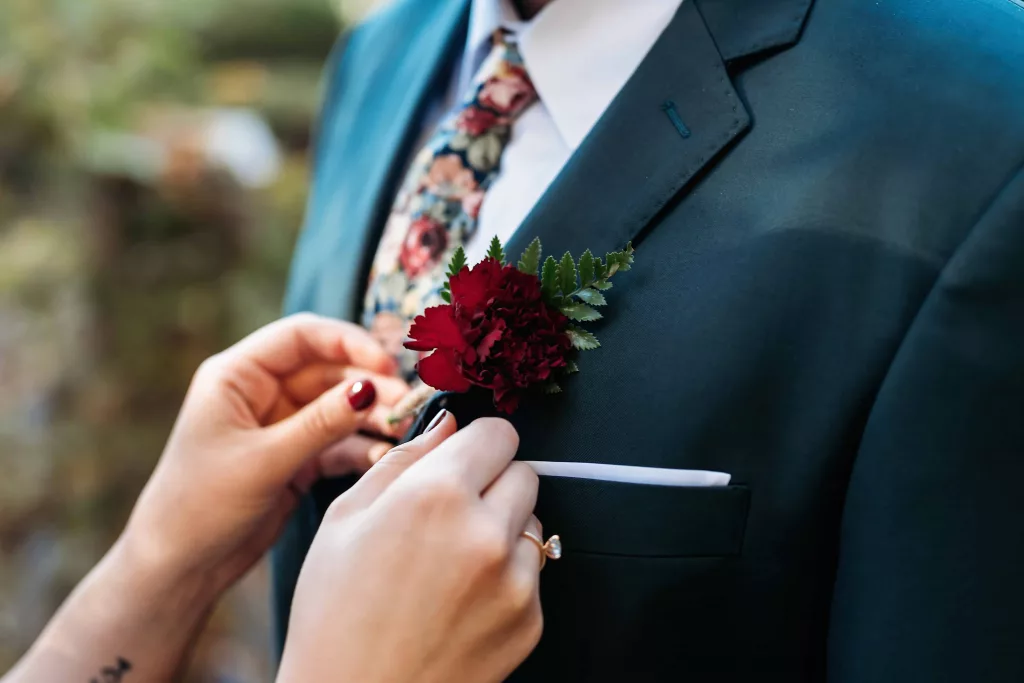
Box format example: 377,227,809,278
89,656,131,683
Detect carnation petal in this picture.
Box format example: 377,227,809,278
417,349,472,392
449,257,503,310
475,319,505,360
493,387,520,414
405,305,466,352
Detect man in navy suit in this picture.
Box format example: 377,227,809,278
274,0,1024,680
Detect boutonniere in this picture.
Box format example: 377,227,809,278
403,236,634,414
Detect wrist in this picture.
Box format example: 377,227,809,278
18,533,218,682
110,531,220,623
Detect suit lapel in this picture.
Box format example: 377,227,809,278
291,0,818,424
454,0,816,429
289,0,471,320
506,0,816,262
505,1,749,263
696,0,814,63
293,0,818,321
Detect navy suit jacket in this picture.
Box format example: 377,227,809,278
274,0,1024,680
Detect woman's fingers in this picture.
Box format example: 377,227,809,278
515,515,545,573
482,461,539,540
262,378,380,482
318,435,394,477
414,418,521,494
510,514,544,643
283,365,410,407
224,314,397,379
265,365,410,435
265,393,299,426
343,410,458,510
266,389,407,439
363,403,413,439
289,435,395,495
525,514,542,540
279,365,412,438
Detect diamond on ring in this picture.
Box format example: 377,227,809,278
543,535,562,560
522,531,562,569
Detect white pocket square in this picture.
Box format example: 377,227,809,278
522,461,731,487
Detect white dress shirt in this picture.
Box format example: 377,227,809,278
439,0,685,264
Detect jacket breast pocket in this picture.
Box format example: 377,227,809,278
509,477,752,682
534,476,751,558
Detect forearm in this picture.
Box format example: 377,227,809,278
3,536,216,683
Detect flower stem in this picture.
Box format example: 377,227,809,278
386,384,439,425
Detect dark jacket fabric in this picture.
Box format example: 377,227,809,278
273,1,1024,680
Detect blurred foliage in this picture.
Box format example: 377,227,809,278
0,0,354,680
0,0,345,175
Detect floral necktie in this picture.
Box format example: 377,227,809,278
362,32,538,377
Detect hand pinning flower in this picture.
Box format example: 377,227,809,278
404,236,635,413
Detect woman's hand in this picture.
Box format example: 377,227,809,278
278,413,544,683
3,313,414,683
122,313,412,601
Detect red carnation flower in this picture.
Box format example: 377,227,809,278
400,216,448,277
405,257,572,413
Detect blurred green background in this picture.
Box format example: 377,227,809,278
0,0,374,679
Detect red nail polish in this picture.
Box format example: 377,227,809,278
347,380,376,411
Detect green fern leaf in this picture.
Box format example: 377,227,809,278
566,326,600,351
561,302,602,322
517,237,542,276
486,236,506,264
559,252,577,296
579,250,595,285
576,288,607,306
447,247,467,277
541,256,559,301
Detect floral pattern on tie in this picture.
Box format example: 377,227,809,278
363,33,538,377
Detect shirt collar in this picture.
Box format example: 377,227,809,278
461,0,685,151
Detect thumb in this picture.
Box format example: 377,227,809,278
262,378,377,482
343,409,457,510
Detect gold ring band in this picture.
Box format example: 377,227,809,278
521,531,562,570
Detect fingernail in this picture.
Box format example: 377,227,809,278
424,409,448,434
347,380,377,411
